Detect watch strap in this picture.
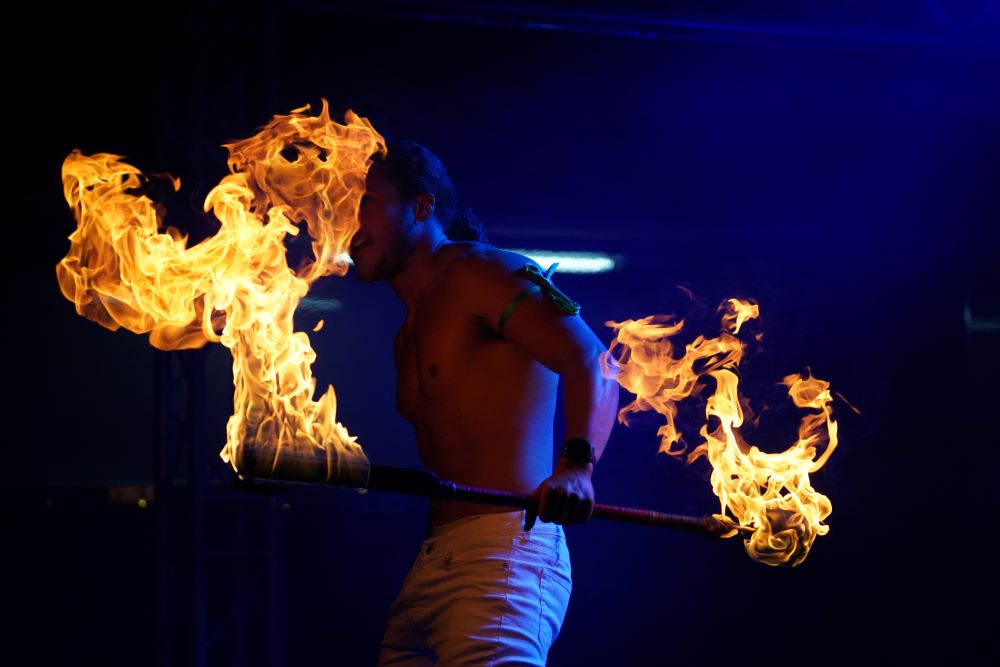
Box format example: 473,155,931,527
560,437,596,465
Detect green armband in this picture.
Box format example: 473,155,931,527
497,263,581,335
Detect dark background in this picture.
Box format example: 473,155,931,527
5,2,999,665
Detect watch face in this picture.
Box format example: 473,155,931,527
563,438,595,464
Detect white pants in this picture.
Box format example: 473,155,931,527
377,510,572,666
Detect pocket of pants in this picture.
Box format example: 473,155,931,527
513,532,567,565
444,541,514,571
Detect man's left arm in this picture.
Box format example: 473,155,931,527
454,252,620,526
530,340,619,527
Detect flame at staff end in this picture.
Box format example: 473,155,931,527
604,299,837,566
56,101,384,486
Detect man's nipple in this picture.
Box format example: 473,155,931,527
428,363,439,377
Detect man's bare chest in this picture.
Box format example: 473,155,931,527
395,299,494,422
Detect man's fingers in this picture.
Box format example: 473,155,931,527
524,506,538,532
530,481,596,528
563,494,594,525
524,489,541,531
564,493,581,524
540,487,566,523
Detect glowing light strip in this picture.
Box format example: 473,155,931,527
336,250,617,274
507,249,617,274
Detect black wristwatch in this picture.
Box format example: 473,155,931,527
560,437,597,466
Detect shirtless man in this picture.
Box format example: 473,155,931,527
352,139,618,666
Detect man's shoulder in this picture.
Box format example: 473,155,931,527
434,243,544,321
443,242,540,282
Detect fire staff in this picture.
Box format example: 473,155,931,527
349,138,619,666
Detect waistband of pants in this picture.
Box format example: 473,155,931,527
426,510,564,544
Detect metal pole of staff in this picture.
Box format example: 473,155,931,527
235,448,751,539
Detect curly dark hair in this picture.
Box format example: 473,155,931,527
372,138,487,242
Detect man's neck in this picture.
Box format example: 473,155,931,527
387,226,452,312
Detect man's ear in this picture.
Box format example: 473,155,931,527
412,193,435,222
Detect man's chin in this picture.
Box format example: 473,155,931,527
353,253,398,283
352,261,382,283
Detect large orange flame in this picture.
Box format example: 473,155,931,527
56,101,382,484
605,299,836,566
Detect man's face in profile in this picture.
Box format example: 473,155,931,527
351,166,415,282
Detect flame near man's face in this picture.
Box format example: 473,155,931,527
56,101,383,484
